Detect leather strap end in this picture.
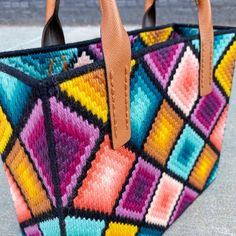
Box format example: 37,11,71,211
108,68,131,149
198,0,214,96
100,0,131,149
199,30,214,97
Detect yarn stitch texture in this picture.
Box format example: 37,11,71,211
0,24,236,236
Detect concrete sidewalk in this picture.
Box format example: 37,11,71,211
0,26,236,236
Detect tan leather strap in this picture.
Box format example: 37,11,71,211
100,0,131,148
197,0,214,96
43,0,131,149
143,0,214,96
45,0,57,23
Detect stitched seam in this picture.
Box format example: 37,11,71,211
209,39,213,86
201,36,214,93
200,41,205,90
125,66,130,130
110,70,118,138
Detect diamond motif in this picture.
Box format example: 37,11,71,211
130,65,163,148
116,158,161,221
191,85,226,137
50,97,100,206
169,186,198,225
168,46,199,116
144,100,184,166
189,145,218,191
145,173,183,227
167,125,204,180
145,43,184,89
73,136,135,214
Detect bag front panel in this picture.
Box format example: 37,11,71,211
0,25,236,236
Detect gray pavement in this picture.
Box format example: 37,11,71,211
0,26,236,236
1,0,236,25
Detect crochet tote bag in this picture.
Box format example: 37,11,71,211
0,0,236,235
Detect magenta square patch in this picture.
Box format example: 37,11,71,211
116,158,161,221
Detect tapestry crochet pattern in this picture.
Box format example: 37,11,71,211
0,25,236,236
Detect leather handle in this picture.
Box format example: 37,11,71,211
45,0,58,23
143,0,214,96
100,0,132,148
42,0,131,149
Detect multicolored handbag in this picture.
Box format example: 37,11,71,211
0,0,236,235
